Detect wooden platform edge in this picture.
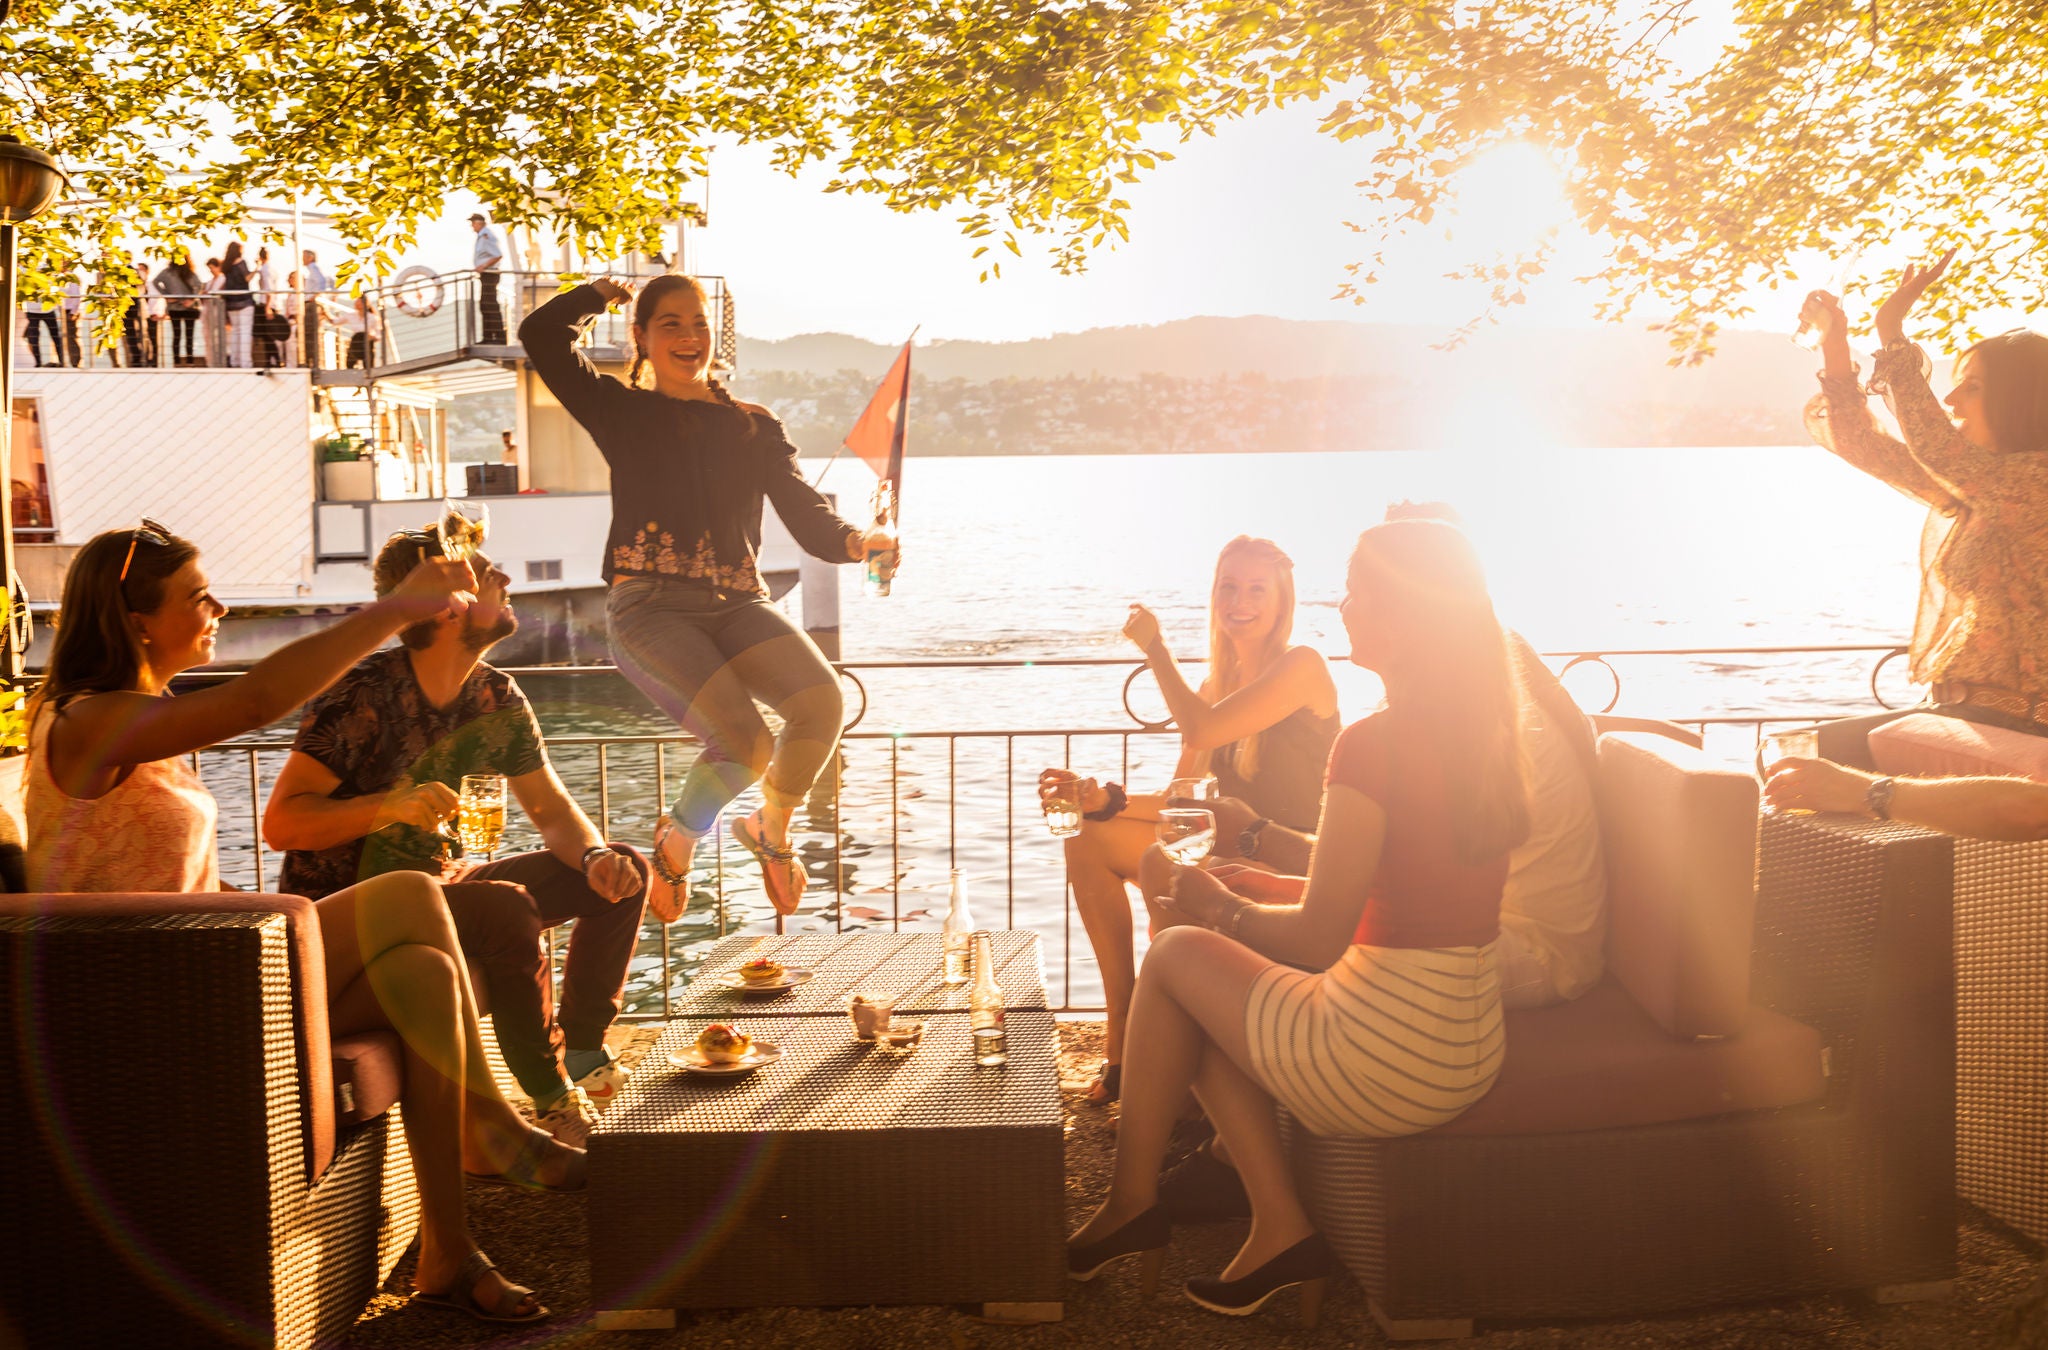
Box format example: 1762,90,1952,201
1370,1300,1475,1341
980,1301,1064,1323
1871,1279,1956,1304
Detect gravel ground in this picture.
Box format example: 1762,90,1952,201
345,1020,2038,1349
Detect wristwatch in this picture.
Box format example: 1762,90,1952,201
1238,816,1270,861
1866,777,1896,821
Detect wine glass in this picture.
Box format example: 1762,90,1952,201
1157,808,1216,866
457,773,507,860
1166,775,1219,804
437,498,489,563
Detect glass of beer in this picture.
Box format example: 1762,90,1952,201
1041,769,1084,838
457,773,507,859
1166,775,1219,804
437,498,489,563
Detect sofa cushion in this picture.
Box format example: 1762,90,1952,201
1870,711,2048,781
331,1031,405,1127
1436,979,1826,1136
1596,733,1759,1037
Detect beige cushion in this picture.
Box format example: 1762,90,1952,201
1595,733,1759,1038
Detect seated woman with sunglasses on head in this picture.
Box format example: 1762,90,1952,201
26,520,572,1326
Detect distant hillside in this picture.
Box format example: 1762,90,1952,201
727,316,1826,456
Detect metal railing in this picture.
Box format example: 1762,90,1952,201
12,270,738,384
181,645,1918,1017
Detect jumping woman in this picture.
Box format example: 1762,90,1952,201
520,276,895,921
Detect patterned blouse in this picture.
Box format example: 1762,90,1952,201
1806,342,2048,695
519,284,863,594
277,649,547,899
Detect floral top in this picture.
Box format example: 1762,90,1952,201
277,649,547,899
1806,343,2048,694
519,284,862,593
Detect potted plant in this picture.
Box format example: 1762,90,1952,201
0,684,28,848
320,435,375,501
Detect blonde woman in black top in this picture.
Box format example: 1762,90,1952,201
520,277,894,921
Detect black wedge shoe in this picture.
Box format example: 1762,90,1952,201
1066,1205,1171,1295
1185,1231,1337,1328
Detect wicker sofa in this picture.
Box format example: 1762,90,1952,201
1287,731,1957,1339
0,893,420,1349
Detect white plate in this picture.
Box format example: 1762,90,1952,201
668,1041,783,1075
714,967,814,993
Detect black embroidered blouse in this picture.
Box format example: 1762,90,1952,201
520,284,862,592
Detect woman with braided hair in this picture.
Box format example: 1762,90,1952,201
520,276,894,920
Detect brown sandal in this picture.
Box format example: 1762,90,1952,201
732,811,806,916
412,1249,550,1324
647,816,695,924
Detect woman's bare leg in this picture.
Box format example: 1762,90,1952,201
319,873,568,1310
1063,816,1156,1068
1068,925,1313,1277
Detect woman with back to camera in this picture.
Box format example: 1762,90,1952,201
1042,535,1339,1105
1064,519,1525,1324
1804,252,2048,774
220,240,254,368
27,521,572,1325
519,276,895,922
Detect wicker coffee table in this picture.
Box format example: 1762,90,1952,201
672,930,1049,1019
589,933,1064,1327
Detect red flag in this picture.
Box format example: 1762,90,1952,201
843,338,911,519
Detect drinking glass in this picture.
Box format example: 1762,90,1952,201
1157,808,1216,866
1756,729,1820,815
437,498,489,563
457,773,507,859
1041,769,1083,838
1792,255,1861,351
1166,775,1219,804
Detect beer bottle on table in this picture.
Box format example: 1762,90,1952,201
942,870,974,985
969,931,1006,1066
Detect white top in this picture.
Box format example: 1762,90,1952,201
1497,694,1608,1001
62,280,82,313
255,263,277,301
304,262,331,293
473,226,505,270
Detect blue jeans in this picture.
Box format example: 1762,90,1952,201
606,577,844,834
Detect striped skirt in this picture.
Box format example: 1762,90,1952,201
1244,941,1503,1138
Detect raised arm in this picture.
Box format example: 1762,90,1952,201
1801,289,1958,512
49,559,474,786
516,282,621,429
1124,605,1335,753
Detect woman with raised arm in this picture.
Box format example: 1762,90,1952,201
1042,536,1339,1105
27,522,572,1326
519,276,894,922
1063,519,1525,1325
1803,253,2048,772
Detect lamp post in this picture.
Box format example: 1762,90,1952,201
0,136,68,681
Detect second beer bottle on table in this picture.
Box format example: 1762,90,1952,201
942,869,974,985
969,930,1007,1066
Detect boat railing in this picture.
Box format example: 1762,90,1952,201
13,271,737,385
180,645,1914,1017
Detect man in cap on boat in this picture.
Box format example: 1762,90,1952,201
263,526,648,1145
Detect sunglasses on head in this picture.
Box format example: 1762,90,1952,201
118,518,172,585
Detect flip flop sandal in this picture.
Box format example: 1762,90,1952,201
412,1249,550,1325
464,1125,587,1193
732,812,806,916
647,816,695,924
1084,1063,1122,1106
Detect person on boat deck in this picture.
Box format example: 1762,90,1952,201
220,240,254,369
151,251,203,366
1064,519,1525,1324
519,275,895,923
26,521,572,1326
1804,251,2048,778
1038,535,1339,1106
264,528,650,1148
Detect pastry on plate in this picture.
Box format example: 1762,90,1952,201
695,1023,752,1064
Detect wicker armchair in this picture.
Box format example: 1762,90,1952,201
1287,732,1957,1339
0,895,419,1349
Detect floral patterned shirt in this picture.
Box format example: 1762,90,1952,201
277,649,547,899
1806,342,2048,695
520,284,863,594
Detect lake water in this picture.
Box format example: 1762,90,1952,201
204,447,1930,1011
